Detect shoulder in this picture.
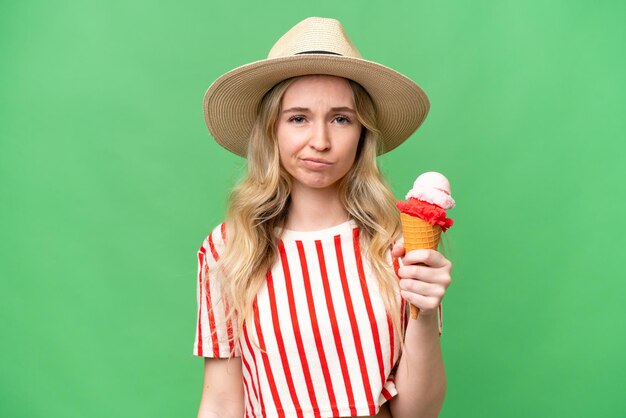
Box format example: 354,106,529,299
198,222,228,264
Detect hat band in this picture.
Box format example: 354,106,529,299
295,50,343,56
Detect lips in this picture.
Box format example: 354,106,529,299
300,157,332,169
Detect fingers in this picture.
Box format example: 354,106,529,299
396,249,451,314
391,240,405,257
402,248,449,269
399,278,447,314
400,291,442,313
399,278,446,299
398,263,451,285
397,249,452,285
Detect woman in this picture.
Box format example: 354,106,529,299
194,17,451,418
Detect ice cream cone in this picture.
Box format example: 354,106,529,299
397,172,454,320
399,212,442,319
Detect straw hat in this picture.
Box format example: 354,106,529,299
203,17,430,157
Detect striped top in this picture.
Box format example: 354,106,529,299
193,220,443,418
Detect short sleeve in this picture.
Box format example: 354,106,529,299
193,222,240,358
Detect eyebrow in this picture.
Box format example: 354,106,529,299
281,106,356,114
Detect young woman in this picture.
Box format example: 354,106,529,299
194,17,452,418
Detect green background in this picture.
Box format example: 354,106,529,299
2,0,625,416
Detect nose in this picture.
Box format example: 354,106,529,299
308,121,331,151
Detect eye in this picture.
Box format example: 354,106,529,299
334,115,351,124
288,115,306,124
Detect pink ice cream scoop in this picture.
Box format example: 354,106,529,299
396,172,455,231
406,172,455,210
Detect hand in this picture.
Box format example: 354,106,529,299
391,241,452,316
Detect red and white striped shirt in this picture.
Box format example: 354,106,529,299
194,220,443,417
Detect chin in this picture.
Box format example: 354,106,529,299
297,178,340,190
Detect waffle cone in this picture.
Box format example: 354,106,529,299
399,212,442,319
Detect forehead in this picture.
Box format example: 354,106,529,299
281,75,354,106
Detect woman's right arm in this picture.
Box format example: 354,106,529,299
197,357,244,418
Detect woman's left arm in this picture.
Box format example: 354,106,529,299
388,244,452,418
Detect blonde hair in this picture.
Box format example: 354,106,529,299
215,76,403,348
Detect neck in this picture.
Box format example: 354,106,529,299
285,184,350,231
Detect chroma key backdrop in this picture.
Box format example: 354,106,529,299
2,1,625,417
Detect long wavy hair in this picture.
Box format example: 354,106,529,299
216,75,403,348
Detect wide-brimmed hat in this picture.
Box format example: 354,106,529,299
203,17,430,157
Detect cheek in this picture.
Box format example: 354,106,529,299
277,137,301,176
277,142,291,169
276,127,292,158
276,125,303,153
334,144,359,178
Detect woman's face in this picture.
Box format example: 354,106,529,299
276,75,362,193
